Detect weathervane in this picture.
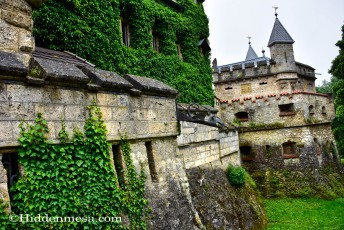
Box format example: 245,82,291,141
247,36,252,45
273,6,278,17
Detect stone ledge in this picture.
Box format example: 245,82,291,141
80,67,133,92
123,74,178,98
0,51,28,76
32,57,90,85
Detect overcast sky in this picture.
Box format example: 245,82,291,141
203,0,344,85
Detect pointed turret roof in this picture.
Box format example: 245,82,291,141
268,14,294,47
245,43,258,61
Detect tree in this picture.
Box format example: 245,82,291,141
316,79,334,94
330,24,344,158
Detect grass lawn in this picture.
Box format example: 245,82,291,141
265,198,344,229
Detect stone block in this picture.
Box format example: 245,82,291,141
0,21,19,52
65,105,86,121
99,106,112,121
135,108,148,121
0,121,13,141
2,9,32,30
118,95,129,107
97,93,119,106
148,122,166,134
134,122,149,135
7,84,43,102
1,0,32,14
112,107,129,121
147,109,157,121
48,88,90,105
104,122,120,136
0,101,35,120
19,29,34,52
35,103,64,121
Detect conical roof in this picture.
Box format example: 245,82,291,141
268,16,294,47
245,43,258,61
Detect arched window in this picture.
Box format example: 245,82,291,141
321,106,326,114
309,105,314,114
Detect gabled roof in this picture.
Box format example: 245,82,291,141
245,43,258,61
268,16,294,47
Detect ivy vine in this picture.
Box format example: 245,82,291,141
0,104,147,229
33,0,214,105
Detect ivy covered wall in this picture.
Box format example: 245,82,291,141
33,0,214,105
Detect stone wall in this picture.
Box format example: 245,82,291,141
0,81,178,149
217,92,335,127
177,121,240,169
215,73,317,100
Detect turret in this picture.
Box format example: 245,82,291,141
268,12,296,72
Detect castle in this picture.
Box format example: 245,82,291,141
213,12,338,170
0,0,342,228
0,0,266,229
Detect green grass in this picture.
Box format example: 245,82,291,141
265,198,344,229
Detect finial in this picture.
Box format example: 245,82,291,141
262,47,265,57
273,6,278,17
247,36,252,45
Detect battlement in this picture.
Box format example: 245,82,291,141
213,59,316,84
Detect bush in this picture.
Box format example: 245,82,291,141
226,165,246,187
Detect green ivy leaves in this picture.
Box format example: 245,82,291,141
0,105,147,229
33,0,214,105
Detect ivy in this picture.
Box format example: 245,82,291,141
0,104,147,229
33,0,214,105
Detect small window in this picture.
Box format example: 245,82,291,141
321,106,326,114
152,32,160,52
145,142,158,182
2,153,19,202
259,81,268,85
235,112,249,122
112,144,125,187
240,146,253,161
225,86,233,90
309,105,314,114
121,18,130,47
282,141,297,158
279,103,295,116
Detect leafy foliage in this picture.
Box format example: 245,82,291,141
330,24,344,157
33,0,214,105
0,104,147,229
226,165,246,187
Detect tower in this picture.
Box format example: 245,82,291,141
268,12,296,72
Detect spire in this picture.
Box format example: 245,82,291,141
245,36,258,61
267,12,294,47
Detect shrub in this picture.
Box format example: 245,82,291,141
226,165,246,187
